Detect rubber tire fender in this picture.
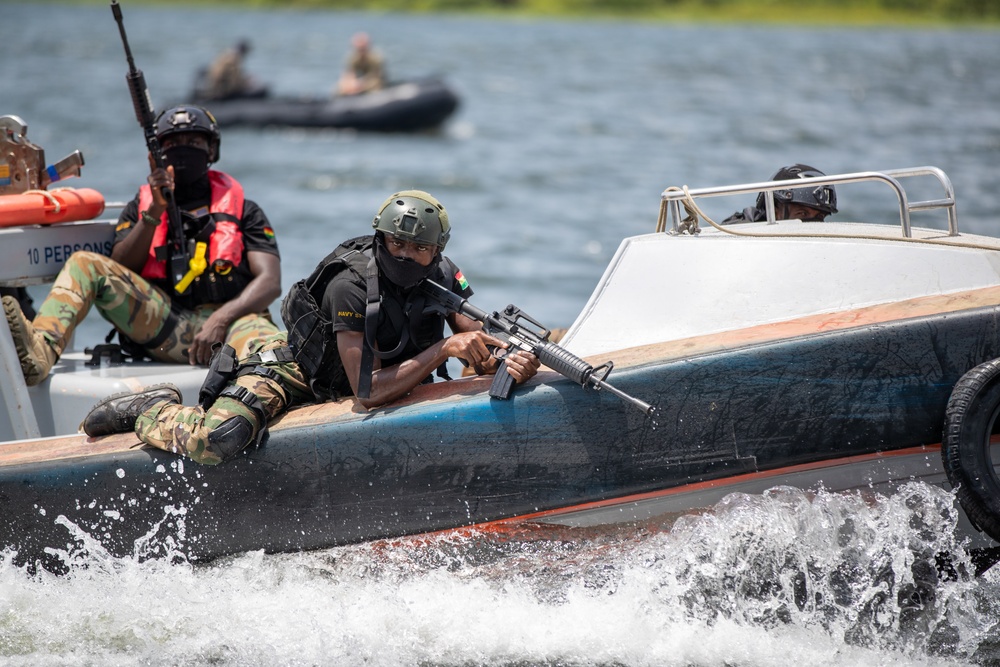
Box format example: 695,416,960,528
943,358,1000,543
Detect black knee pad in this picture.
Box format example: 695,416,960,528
207,415,258,462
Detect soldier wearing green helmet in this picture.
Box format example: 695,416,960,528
82,190,540,465
370,189,451,289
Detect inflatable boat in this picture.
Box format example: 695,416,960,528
191,78,460,132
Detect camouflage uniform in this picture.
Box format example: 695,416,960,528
33,250,277,362
135,333,311,465
205,49,250,100
341,49,386,94
94,191,465,466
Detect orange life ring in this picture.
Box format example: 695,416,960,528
0,188,106,227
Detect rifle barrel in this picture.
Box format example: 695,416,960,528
111,2,134,66
589,376,654,415
110,0,187,289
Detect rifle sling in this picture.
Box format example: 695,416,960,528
357,258,438,400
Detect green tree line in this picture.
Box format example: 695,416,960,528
242,0,1000,21
51,0,1000,23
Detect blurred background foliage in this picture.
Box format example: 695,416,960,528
47,0,1000,23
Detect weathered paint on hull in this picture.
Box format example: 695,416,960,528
2,295,998,569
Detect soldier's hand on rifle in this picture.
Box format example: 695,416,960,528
442,330,500,370
444,331,539,384
500,348,540,384
146,153,175,215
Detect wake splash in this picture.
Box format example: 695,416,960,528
1,482,998,667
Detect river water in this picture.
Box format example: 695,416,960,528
3,3,1000,665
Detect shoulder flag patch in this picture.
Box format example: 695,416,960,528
455,270,469,290
263,226,275,240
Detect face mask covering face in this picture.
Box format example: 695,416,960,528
375,235,440,289
164,145,210,188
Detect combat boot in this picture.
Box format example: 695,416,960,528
2,295,58,386
83,383,182,438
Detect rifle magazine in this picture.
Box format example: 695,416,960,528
488,361,516,400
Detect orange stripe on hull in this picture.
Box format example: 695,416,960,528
596,285,1000,371
386,443,947,547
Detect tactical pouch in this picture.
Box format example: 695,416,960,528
170,253,192,296
198,342,240,409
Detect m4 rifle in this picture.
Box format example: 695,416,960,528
111,0,190,294
421,279,653,416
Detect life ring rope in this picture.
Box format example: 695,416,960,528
20,188,62,213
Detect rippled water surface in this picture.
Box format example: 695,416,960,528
4,484,1000,666
3,3,1000,665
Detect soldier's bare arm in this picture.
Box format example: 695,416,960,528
111,163,174,272
338,327,508,410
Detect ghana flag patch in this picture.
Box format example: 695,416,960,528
263,225,275,240
455,270,469,290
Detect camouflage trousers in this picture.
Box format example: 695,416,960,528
135,333,315,465
34,251,278,361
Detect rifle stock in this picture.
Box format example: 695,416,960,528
421,279,654,416
111,0,189,293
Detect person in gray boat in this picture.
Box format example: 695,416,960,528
82,190,541,465
202,40,266,101
722,163,838,224
335,32,386,96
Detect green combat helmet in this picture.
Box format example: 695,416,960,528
372,190,451,249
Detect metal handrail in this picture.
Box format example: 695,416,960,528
660,166,958,239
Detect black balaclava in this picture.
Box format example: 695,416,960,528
374,233,441,290
164,144,210,189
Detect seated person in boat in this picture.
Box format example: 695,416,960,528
722,163,838,224
335,32,386,96
202,40,263,101
82,190,540,465
2,104,282,387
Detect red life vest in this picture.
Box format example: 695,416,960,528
137,170,245,281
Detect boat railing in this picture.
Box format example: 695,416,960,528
659,166,958,238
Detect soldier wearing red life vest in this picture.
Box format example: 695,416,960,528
2,104,282,387
81,190,540,465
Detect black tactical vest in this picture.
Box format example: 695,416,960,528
281,235,458,401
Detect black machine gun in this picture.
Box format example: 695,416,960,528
111,0,190,294
421,279,654,416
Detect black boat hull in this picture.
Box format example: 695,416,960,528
195,78,460,131
2,301,997,570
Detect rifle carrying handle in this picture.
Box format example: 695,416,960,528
489,360,516,400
